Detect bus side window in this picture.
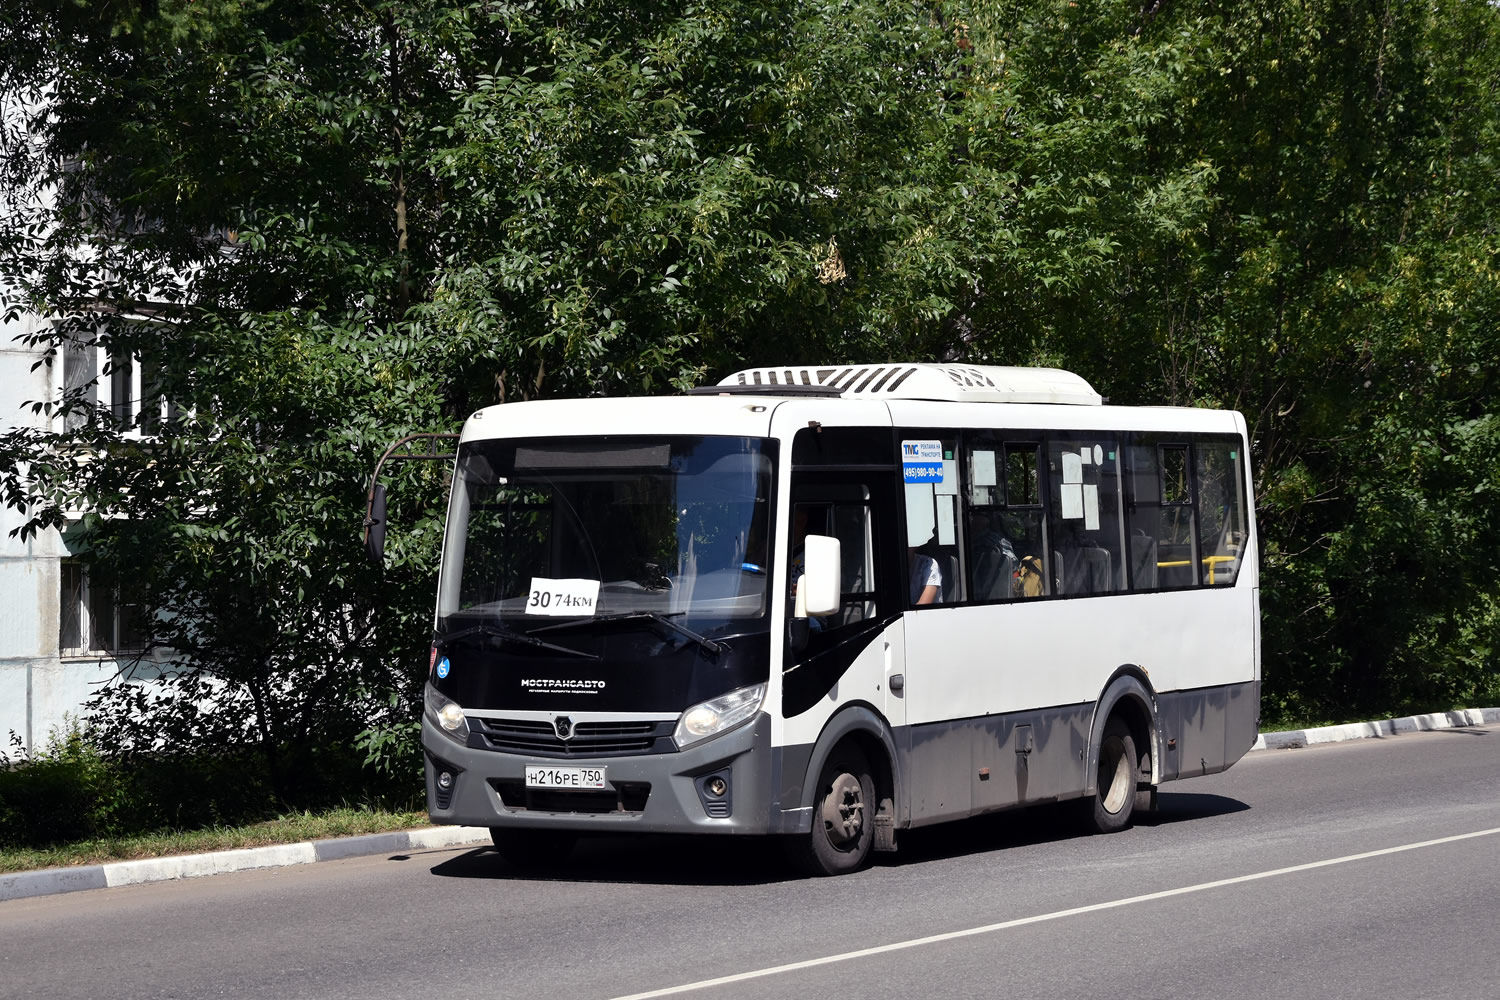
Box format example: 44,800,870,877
903,435,962,606
1126,440,1198,591
965,440,1045,600
1003,444,1047,597
1195,439,1247,586
1046,439,1124,596
831,500,876,623
790,491,877,629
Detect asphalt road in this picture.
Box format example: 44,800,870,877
3,727,1498,1000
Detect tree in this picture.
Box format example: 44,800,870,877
999,0,1500,719
1,0,1496,816
0,0,1137,803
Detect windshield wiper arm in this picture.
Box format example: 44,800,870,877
435,622,599,660
529,612,726,658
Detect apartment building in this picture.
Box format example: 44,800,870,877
0,311,159,753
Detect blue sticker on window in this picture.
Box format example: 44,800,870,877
436,657,451,679
901,439,944,484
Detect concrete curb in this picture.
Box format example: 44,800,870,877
1249,707,1500,752
5,706,1498,903
1,825,491,903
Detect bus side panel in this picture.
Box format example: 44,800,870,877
773,617,906,830
1224,677,1259,767
1175,684,1228,777
907,703,1092,826
1156,679,1256,780
901,585,1257,815
1156,696,1182,781
907,718,974,824
971,703,1091,814
902,590,1253,732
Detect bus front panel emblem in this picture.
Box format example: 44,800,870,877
554,716,573,740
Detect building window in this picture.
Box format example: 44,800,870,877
59,327,177,435
62,337,98,432
109,346,135,425
59,560,149,657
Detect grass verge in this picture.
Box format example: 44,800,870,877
0,807,429,875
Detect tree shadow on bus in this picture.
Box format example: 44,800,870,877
876,792,1250,868
428,832,796,887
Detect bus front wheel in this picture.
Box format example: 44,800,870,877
1086,718,1137,834
789,746,876,876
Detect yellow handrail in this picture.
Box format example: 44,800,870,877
1155,554,1237,584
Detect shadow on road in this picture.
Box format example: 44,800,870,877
429,833,793,887
428,791,1249,886
1148,791,1252,824
875,792,1249,867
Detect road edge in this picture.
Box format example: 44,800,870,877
5,705,1498,903
1249,706,1500,751
1,824,492,903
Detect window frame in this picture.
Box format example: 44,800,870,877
59,559,150,659
56,322,179,438
933,427,1252,606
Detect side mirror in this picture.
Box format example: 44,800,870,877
798,533,841,618
364,482,387,565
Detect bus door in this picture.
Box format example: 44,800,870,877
782,471,904,728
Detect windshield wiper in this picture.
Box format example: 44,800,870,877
529,612,727,658
435,621,599,660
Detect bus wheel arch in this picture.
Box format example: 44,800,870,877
793,705,901,869
1083,669,1160,829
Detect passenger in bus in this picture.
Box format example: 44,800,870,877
970,512,1019,601
909,541,942,606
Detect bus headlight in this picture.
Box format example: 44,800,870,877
673,682,766,750
424,683,471,746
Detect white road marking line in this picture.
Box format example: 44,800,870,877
608,826,1500,1000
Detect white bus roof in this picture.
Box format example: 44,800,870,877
715,363,1102,406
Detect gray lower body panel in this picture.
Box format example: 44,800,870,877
895,679,1259,828
904,704,1094,827
1158,679,1259,780
425,713,776,835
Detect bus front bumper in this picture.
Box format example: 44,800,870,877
422,712,774,835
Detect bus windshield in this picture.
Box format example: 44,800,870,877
437,436,774,630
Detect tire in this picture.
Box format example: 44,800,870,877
489,827,577,868
1085,718,1137,834
787,745,877,876
1134,743,1157,820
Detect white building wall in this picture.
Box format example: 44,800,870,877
0,309,119,752
1,312,56,750
1,96,135,754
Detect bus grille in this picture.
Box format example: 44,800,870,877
492,780,651,814
470,718,673,757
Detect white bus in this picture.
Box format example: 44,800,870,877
420,363,1259,875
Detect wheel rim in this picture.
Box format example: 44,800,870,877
1098,735,1131,815
821,771,866,848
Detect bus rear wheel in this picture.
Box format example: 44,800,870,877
788,746,876,876
1085,718,1137,834
489,827,577,868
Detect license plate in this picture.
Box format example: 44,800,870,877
525,765,607,790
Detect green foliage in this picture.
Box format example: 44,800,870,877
0,720,128,847
0,0,1497,794
0,720,417,850
354,695,423,788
